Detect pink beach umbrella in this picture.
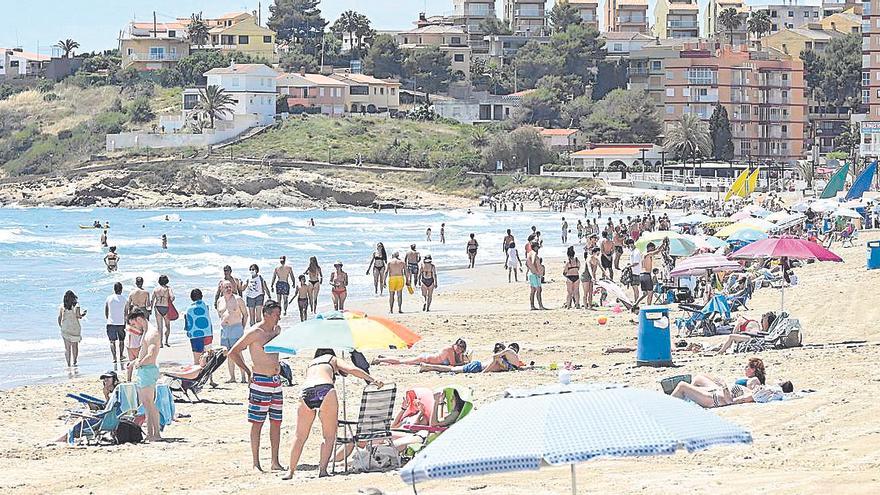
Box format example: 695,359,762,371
670,253,743,278
729,237,842,311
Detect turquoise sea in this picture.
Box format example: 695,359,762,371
0,206,583,388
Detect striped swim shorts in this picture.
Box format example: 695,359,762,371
248,373,283,424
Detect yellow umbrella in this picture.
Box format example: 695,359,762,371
699,217,734,229
715,220,771,239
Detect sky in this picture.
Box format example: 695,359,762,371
0,0,734,56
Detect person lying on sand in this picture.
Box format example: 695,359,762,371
372,338,468,366
670,358,791,408
419,343,530,374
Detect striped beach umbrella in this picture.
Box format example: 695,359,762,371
264,310,421,355
400,383,752,494
635,231,698,257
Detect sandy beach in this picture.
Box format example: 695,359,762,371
2,229,880,495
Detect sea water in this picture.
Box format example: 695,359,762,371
0,206,599,389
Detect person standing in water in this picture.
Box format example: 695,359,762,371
271,257,294,316
440,223,446,244
58,290,85,367
304,257,323,315
561,217,569,244
161,234,167,250
295,275,310,321
104,246,119,272
386,252,407,313
100,230,108,247
419,255,438,311
365,242,387,295
405,244,421,288
228,301,285,472
151,275,174,347
466,233,479,268
244,264,271,326
329,262,348,311
426,227,432,242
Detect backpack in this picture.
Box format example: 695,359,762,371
279,361,294,386
350,350,370,374
776,318,803,348
114,419,143,445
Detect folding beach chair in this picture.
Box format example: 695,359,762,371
727,279,754,312
398,385,474,464
734,312,799,353
164,349,226,402
333,383,398,474
66,383,139,445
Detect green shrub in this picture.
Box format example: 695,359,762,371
126,97,154,123
43,92,59,102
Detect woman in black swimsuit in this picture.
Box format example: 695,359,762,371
304,257,323,315
418,255,438,312
562,246,581,309
284,349,383,480
365,242,387,295
466,234,478,268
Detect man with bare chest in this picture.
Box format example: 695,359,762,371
228,301,285,472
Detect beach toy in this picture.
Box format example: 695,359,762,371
407,285,415,295
558,369,572,385
612,304,623,314
598,316,608,325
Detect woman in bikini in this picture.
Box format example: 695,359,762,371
418,255,438,311
582,247,600,310
670,358,766,408
562,246,581,309
466,234,478,268
373,338,467,366
365,242,387,295
151,275,174,347
304,257,323,315
283,349,383,480
294,275,310,322
329,261,348,311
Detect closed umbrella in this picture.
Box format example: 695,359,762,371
669,253,743,278
400,383,752,494
729,237,843,311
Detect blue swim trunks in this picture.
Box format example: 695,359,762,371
135,364,160,388
528,273,542,288
462,361,482,373
221,323,244,349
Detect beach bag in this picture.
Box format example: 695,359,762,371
279,361,294,386
620,267,634,286
114,419,143,445
777,319,803,348
166,301,180,321
350,350,370,374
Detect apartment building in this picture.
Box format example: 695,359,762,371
396,25,472,78
664,45,807,166
452,0,496,53
607,0,650,33
861,0,880,155
568,0,600,30
761,23,844,55
752,1,822,33
485,34,552,65
705,0,749,45
197,12,278,63
329,73,401,113
504,0,548,36
818,8,862,32
603,31,656,58
119,21,191,70
655,0,701,39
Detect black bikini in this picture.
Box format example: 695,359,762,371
301,357,336,410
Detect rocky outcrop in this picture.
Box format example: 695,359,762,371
294,180,377,207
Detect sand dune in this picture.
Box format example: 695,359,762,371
2,232,879,494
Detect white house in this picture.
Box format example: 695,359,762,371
0,48,50,79
204,63,279,126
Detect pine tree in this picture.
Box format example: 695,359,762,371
709,104,734,161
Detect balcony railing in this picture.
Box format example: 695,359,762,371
687,76,717,85
128,52,181,62
617,17,646,24
690,94,719,103
629,67,649,76
668,20,699,28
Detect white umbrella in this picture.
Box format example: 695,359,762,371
400,383,752,494
810,198,840,213
833,208,862,219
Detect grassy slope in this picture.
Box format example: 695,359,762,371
229,115,481,168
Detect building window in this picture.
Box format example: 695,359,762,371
666,88,675,97
813,11,818,17
864,89,871,104
319,87,325,97
380,87,385,95
651,60,662,70
391,88,396,95
614,43,623,51
451,36,461,45
772,24,778,31
866,72,872,86
264,36,272,43
168,30,176,38
782,125,787,133
683,87,691,97
788,10,794,17
666,106,674,114
665,71,673,80
770,10,777,17
454,54,465,62
782,73,788,81
239,35,249,44
803,11,809,17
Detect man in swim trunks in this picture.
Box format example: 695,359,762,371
105,282,127,364
502,229,514,265
561,217,568,244
126,309,162,441
405,244,421,288
600,233,615,280
295,275,310,321
184,288,213,366
217,280,249,383
625,238,642,303
386,252,407,313
525,241,548,310
100,230,108,247
633,239,666,309
271,256,294,316
215,265,243,307
228,300,284,472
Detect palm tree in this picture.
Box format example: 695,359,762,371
197,85,235,129
747,10,772,41
333,10,371,55
187,13,210,46
55,39,80,58
718,8,743,46
471,127,489,148
664,113,711,165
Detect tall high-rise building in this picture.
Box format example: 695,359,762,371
607,0,650,33
452,0,496,53
504,0,548,35
655,0,701,39
861,0,880,156
567,0,600,30
705,0,748,45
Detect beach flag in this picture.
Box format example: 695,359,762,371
725,168,750,201
844,161,877,201
743,168,760,197
820,163,850,199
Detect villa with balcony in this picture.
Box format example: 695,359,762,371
452,0,496,53
119,21,190,70
569,0,600,30
655,0,701,39
608,0,650,33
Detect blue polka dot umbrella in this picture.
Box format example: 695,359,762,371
400,383,752,494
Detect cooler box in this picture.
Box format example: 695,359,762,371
868,241,880,270
636,306,673,367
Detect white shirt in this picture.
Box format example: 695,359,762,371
244,274,264,299
628,248,642,271
105,294,126,325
